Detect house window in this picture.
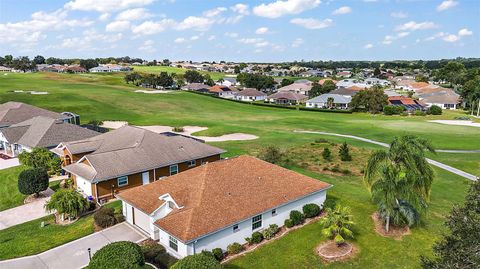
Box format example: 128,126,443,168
271,209,277,216
169,164,178,175
252,214,262,230
169,236,178,252
117,176,128,187
187,160,196,167
168,201,175,209
233,224,239,233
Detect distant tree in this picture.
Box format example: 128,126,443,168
12,56,35,72
281,78,294,87
374,67,381,77
236,73,274,90
18,168,49,197
461,78,480,110
259,145,284,164
184,70,204,83
45,189,88,220
322,80,336,93
33,55,45,65
80,59,99,71
18,148,61,175
239,63,247,70
162,59,171,66
327,97,335,108
415,75,429,83
349,87,388,113
157,72,174,88
3,54,13,66
320,205,355,245
309,82,323,98
322,147,332,161
434,61,467,86
420,180,480,269
234,66,241,74
204,74,215,86
339,142,352,161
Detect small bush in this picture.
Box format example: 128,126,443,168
141,241,176,269
415,110,426,116
401,111,408,116
427,105,442,115
115,214,125,223
227,242,244,255
315,138,329,143
258,145,284,164
171,252,222,269
338,142,352,161
172,126,184,132
88,241,144,269
284,218,294,228
383,105,404,115
246,231,263,245
289,210,305,226
330,164,341,173
262,224,280,239
212,248,224,261
18,168,49,197
323,198,337,209
322,148,332,161
303,203,321,218
94,207,117,228
341,169,351,175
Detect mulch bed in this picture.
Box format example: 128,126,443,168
53,213,79,225
316,241,357,262
371,212,411,240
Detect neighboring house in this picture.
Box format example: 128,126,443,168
89,65,131,72
306,94,352,109
0,102,72,128
329,87,362,97
0,66,12,72
267,91,307,105
388,96,427,111
293,79,313,85
221,77,238,87
299,70,326,77
0,116,98,157
277,83,312,96
337,71,352,78
234,88,267,102
54,126,225,203
182,83,210,93
416,87,460,109
208,85,237,99
117,155,331,258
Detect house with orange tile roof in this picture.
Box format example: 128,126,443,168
117,155,331,258
208,85,237,99
388,96,427,111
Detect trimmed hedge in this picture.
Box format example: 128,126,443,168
245,231,264,245
227,242,244,255
427,105,442,115
290,210,305,226
18,168,49,196
141,241,177,269
262,224,280,239
284,218,294,228
88,241,144,269
298,107,353,113
171,253,223,269
212,248,224,261
94,207,117,228
303,203,321,218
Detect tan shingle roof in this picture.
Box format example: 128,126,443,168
117,155,331,243
267,91,307,101
63,126,225,182
235,88,266,97
0,102,67,127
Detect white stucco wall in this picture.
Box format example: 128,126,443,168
76,176,92,197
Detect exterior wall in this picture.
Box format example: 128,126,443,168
235,95,266,102
425,102,457,110
75,175,93,197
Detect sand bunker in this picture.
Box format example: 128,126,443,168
100,121,258,142
13,90,48,95
134,90,172,94
429,120,480,128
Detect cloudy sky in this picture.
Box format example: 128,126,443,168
0,0,478,62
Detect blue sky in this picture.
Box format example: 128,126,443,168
0,0,478,62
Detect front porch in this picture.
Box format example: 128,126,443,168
0,141,21,157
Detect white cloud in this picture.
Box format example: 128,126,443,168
255,27,269,34
176,16,214,31
382,32,409,45
390,11,407,18
131,19,175,35
116,8,152,21
65,0,154,12
225,32,239,38
253,0,320,19
139,39,155,52
292,37,304,47
174,37,186,43
290,18,333,29
98,13,111,21
106,20,131,32
363,43,373,49
437,0,458,12
208,35,216,41
395,21,437,31
397,31,410,38
190,35,199,40
255,41,270,48
203,7,227,17
443,34,459,42
458,28,473,36
238,38,264,44
332,6,351,15
231,3,249,15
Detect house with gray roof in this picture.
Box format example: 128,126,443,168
54,126,225,202
267,91,307,105
306,94,352,109
234,88,267,102
0,116,99,157
277,83,312,96
0,101,69,128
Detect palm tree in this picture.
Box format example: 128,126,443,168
327,97,334,109
45,189,88,221
365,135,435,231
320,205,355,245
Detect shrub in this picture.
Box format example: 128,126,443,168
262,224,280,239
315,138,329,143
227,242,244,255
415,110,426,116
303,203,321,218
427,105,442,115
290,210,305,226
44,189,88,220
338,142,352,161
331,164,341,173
383,105,404,115
251,231,263,244
171,252,223,269
284,218,294,228
258,145,284,164
18,168,49,197
323,198,337,210
94,207,117,228
322,148,332,161
211,248,224,261
341,169,351,175
401,111,408,116
88,241,144,269
141,241,176,268
172,126,184,132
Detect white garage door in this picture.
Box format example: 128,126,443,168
133,208,150,233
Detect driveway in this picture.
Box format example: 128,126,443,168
0,188,53,230
0,222,147,269
0,157,20,170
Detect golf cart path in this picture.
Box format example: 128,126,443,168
294,130,478,181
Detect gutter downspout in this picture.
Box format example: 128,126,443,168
193,240,197,255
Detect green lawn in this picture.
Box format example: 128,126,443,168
0,166,26,211
132,65,227,80
0,200,121,260
0,72,477,267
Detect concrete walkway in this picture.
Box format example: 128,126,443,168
0,222,147,269
294,130,479,181
0,188,53,230
0,157,20,170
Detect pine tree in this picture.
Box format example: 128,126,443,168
322,148,332,161
339,142,352,161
